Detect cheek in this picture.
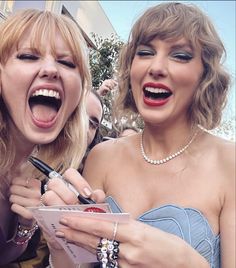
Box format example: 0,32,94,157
174,64,203,90
87,129,95,145
1,79,25,114
186,73,202,92
186,61,203,85
130,58,141,85
130,58,149,87
1,65,30,101
67,77,83,108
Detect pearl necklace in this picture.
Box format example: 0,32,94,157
140,131,198,165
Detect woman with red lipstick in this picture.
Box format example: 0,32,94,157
0,9,93,266
43,2,234,268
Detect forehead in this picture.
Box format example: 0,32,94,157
146,36,191,47
86,93,102,117
144,36,202,55
17,28,70,54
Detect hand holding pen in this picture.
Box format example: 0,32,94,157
28,156,105,205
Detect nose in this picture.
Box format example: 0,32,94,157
148,54,168,79
39,57,59,80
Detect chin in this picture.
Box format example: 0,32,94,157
29,133,59,145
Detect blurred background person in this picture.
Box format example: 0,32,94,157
86,90,104,147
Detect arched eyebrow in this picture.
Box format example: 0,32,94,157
138,40,195,53
171,43,194,51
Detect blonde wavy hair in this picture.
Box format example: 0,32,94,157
0,9,91,176
114,2,231,130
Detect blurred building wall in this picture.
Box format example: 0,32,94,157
0,0,117,47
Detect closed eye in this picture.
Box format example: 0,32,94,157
136,49,155,57
57,59,76,69
171,52,193,62
89,118,99,130
16,54,39,61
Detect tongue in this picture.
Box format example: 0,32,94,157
31,104,57,122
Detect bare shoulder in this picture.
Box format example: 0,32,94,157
82,134,139,187
88,134,138,160
211,134,235,164
207,133,235,184
87,137,124,161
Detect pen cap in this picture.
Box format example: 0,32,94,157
28,156,53,175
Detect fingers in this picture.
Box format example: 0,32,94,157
58,216,117,241
103,79,117,90
9,166,42,221
99,79,118,95
109,79,118,88
11,176,41,189
10,184,41,199
42,190,73,206
9,177,41,215
100,85,110,94
9,193,40,207
63,168,92,196
56,217,126,265
57,216,140,244
56,228,98,255
45,177,78,205
91,189,106,203
11,203,34,220
43,168,105,205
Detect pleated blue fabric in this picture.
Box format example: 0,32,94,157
106,196,220,268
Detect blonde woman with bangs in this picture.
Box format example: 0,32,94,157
43,3,234,268
0,8,92,265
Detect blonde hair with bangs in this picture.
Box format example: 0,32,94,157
0,9,91,175
114,2,231,130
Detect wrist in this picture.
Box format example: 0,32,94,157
13,222,38,245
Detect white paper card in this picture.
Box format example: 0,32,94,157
29,204,129,264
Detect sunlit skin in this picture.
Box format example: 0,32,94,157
130,37,203,129
37,8,234,268
41,37,235,268
0,30,82,155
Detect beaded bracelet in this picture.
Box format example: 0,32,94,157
97,238,119,268
13,222,39,245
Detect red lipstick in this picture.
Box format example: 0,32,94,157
143,82,172,107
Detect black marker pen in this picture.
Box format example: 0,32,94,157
28,156,95,204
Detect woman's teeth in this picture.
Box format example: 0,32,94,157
32,89,60,99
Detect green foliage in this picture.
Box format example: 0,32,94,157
89,33,124,135
89,33,124,88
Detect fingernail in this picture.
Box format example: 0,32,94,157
83,187,92,197
55,231,65,238
60,218,68,225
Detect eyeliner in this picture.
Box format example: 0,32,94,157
28,156,95,204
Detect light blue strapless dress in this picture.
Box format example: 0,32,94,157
106,196,220,268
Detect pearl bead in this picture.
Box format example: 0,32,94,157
140,131,198,165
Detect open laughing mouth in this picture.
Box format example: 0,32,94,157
29,89,62,124
144,87,172,100
143,85,172,106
